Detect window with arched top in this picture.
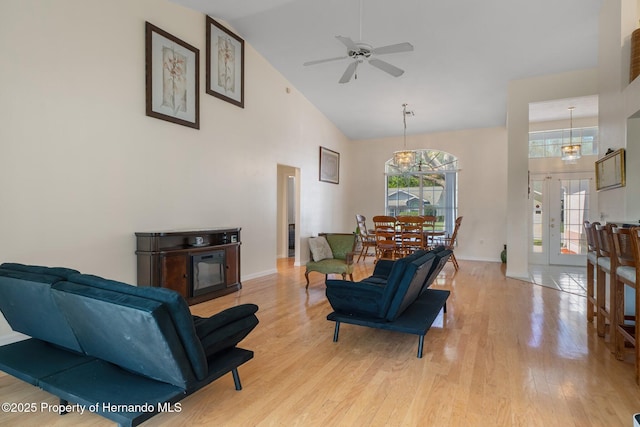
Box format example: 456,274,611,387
385,150,459,237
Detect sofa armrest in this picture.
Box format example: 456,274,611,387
192,304,259,358
326,279,385,294
325,279,388,318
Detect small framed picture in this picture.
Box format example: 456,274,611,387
319,146,340,184
206,16,244,108
145,22,199,129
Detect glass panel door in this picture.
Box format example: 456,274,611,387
529,173,594,266
529,175,548,265
549,176,592,266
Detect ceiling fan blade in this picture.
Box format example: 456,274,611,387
339,61,358,84
303,56,348,66
372,42,414,55
335,35,359,51
368,58,404,77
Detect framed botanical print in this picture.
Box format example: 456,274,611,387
145,22,199,129
319,146,340,184
206,16,245,108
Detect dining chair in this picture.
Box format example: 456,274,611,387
355,214,376,262
584,220,600,323
422,215,438,248
594,223,617,340
611,225,640,383
372,215,399,261
441,216,463,271
396,215,426,256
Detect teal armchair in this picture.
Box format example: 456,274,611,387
305,233,356,289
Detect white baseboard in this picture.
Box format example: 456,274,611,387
241,268,278,282
0,331,29,346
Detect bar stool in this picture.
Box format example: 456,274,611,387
594,223,617,340
613,226,640,384
584,221,599,323
611,225,636,360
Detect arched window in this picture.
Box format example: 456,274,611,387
385,150,459,236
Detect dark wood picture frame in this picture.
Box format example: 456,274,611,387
595,148,626,191
206,16,245,108
319,146,340,184
145,22,199,129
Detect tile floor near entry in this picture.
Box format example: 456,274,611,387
528,264,587,297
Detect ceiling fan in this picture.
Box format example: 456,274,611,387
303,1,413,84
304,36,413,84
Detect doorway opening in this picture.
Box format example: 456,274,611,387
277,164,300,265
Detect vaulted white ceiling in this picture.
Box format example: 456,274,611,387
171,0,602,140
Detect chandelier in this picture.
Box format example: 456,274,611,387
561,106,581,163
393,103,416,172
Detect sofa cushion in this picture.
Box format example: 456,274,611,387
309,236,333,261
0,269,83,352
66,273,208,381
305,258,353,275
385,253,436,321
51,281,196,389
421,249,452,293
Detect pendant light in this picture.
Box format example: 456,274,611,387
561,106,581,162
393,103,416,172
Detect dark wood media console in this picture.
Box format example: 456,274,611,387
135,228,241,305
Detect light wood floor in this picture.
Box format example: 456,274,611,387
1,258,639,426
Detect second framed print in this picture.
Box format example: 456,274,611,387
206,16,245,108
319,147,340,184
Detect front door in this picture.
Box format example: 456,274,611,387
530,173,595,266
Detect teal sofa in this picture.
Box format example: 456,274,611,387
325,248,452,357
0,262,259,426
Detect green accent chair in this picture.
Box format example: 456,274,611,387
305,233,357,289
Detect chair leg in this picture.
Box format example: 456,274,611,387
305,270,310,289
607,270,617,350
357,245,366,262
349,273,354,281
450,252,459,271
614,278,625,360
596,267,606,337
586,261,595,322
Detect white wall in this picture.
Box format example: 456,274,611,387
598,0,640,224
506,69,598,279
347,127,508,262
0,0,352,336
